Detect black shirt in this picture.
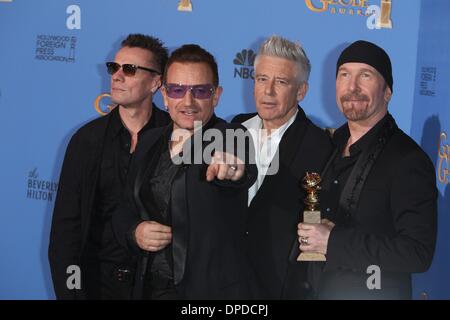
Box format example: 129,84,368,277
321,114,390,225
140,133,182,286
87,107,156,263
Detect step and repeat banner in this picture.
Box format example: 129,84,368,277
0,0,448,299
410,0,450,300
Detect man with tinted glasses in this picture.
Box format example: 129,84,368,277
49,34,170,299
113,44,257,299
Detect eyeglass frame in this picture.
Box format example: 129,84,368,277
163,83,216,100
106,61,161,76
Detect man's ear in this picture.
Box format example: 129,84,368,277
151,75,162,94
297,82,308,102
212,86,223,108
384,86,392,103
161,85,169,109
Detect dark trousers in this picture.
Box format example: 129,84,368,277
84,261,135,300
143,270,179,300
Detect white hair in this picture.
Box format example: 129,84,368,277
254,35,311,83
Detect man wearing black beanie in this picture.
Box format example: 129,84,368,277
297,40,437,299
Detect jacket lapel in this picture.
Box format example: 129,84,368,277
133,127,168,220
81,110,114,249
249,107,309,207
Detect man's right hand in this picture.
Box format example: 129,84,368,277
134,221,172,252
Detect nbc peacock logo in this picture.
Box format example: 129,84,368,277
233,49,256,80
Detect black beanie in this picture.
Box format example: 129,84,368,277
336,40,393,92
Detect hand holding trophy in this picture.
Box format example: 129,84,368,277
297,172,326,261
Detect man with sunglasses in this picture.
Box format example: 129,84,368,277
49,34,170,299
113,44,257,299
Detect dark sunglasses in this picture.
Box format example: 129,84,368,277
164,83,215,99
106,62,161,76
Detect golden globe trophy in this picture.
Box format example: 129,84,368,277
297,172,326,261
379,0,393,29
177,0,193,12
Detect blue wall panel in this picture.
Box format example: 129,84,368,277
0,0,448,299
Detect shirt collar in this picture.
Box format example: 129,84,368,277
110,104,157,139
109,106,125,139
334,113,390,156
243,108,298,134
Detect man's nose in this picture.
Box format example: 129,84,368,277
348,76,360,92
112,68,125,82
264,79,276,96
182,88,194,105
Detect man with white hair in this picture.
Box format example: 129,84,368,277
233,35,333,299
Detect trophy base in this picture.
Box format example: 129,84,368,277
297,209,326,261
297,252,326,261
303,210,321,224
378,21,393,29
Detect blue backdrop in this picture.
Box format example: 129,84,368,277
0,0,448,299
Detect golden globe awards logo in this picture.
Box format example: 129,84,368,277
438,132,449,184
305,0,368,14
304,0,393,30
27,168,58,202
94,93,114,116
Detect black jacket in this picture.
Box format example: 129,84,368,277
313,115,438,299
233,107,334,299
48,105,170,299
112,115,257,299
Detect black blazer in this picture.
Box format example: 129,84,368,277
233,107,334,299
314,119,437,299
48,105,170,299
112,116,257,299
